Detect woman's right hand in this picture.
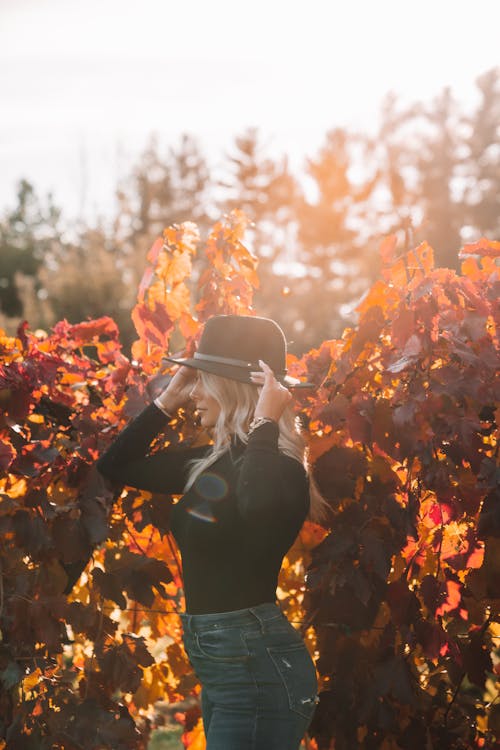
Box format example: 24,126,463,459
155,366,197,414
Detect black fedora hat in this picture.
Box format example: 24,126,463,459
165,315,311,388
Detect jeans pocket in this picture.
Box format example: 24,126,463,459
268,642,319,720
195,628,250,663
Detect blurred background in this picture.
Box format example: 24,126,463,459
1,0,499,356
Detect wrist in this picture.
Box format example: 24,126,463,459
253,410,282,423
153,396,176,416
248,416,277,435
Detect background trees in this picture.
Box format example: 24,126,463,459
1,68,499,357
0,179,62,321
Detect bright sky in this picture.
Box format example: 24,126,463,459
1,0,499,222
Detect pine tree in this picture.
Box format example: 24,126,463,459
166,133,212,235
360,92,421,240
277,128,377,351
412,87,464,269
218,127,299,260
115,134,211,249
0,180,62,318
462,67,500,238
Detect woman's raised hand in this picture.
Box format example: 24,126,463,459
155,366,197,414
250,360,292,423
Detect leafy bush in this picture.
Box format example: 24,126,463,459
0,213,498,749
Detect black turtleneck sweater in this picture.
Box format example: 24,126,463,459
96,402,310,614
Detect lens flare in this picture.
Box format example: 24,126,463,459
194,472,228,501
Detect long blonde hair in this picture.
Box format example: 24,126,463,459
184,371,328,523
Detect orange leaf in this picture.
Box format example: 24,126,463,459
165,283,191,320
157,251,193,285
146,236,165,264
179,312,200,341
435,580,462,617
69,317,120,344
183,718,206,750
379,234,398,265
131,301,174,348
459,237,500,258
137,266,155,302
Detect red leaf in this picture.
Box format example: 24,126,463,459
92,569,127,609
435,580,462,617
146,236,164,264
347,402,372,444
391,306,416,349
414,619,449,660
386,578,421,626
386,333,422,373
68,317,120,345
428,502,454,526
0,440,15,470
137,265,155,302
461,631,493,688
459,237,500,258
131,301,174,348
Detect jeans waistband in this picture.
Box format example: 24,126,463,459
180,601,283,634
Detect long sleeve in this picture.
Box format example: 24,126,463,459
236,421,309,524
96,402,209,494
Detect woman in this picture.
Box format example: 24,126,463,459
97,314,320,750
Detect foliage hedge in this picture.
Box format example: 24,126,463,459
0,212,498,749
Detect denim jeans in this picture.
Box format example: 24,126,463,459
180,601,318,750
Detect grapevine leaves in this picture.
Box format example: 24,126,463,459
0,220,498,749
305,236,500,748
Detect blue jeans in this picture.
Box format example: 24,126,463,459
180,602,318,750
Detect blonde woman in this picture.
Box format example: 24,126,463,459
97,315,320,750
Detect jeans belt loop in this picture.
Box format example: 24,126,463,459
248,605,267,634
182,613,193,634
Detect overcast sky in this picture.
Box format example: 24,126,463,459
1,0,499,222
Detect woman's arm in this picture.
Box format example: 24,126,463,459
97,401,208,494
236,360,309,523
236,420,309,523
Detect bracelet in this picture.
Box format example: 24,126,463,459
248,416,276,436
153,397,173,417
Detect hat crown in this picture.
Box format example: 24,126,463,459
197,315,287,375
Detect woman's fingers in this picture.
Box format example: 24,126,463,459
250,360,276,384
252,360,292,423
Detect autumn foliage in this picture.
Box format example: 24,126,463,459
0,211,499,749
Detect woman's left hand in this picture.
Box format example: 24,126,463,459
250,359,292,423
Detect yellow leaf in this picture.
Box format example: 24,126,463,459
165,283,191,320
184,718,206,750
23,667,42,692
157,251,193,285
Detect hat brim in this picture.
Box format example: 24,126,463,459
163,355,315,389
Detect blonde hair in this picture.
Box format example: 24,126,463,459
184,371,328,524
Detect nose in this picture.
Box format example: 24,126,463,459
189,380,200,400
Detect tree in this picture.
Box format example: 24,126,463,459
462,67,500,239
0,180,63,318
360,92,421,239
274,128,378,352
35,225,139,350
218,127,299,257
412,87,465,269
114,134,212,250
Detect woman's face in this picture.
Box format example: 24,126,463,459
189,372,221,429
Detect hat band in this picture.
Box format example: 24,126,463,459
194,352,255,369
193,352,286,375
